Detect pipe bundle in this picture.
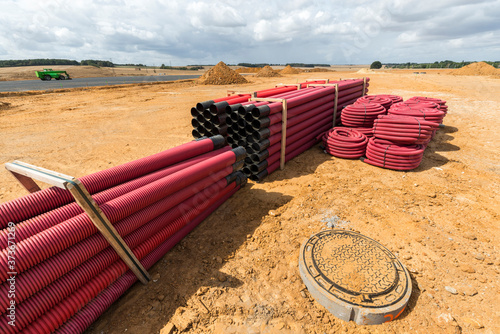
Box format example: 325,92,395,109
192,78,370,182
362,96,448,170
0,135,247,333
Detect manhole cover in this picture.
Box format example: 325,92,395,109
299,229,412,325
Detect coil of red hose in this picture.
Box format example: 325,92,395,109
341,102,386,127
322,128,368,159
392,100,439,110
373,115,439,145
347,127,373,138
357,95,393,110
377,94,403,104
407,96,447,113
362,138,425,170
388,106,445,125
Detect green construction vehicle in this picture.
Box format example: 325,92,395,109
35,69,72,81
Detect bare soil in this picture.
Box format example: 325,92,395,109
0,70,498,334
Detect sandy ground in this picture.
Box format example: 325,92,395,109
0,71,498,334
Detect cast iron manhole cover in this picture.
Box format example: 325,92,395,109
299,229,412,325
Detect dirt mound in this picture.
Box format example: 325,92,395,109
235,67,261,74
357,68,376,74
280,65,302,74
453,62,500,77
306,67,334,73
197,61,248,85
255,65,282,77
0,101,11,110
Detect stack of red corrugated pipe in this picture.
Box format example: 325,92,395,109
192,78,369,182
322,94,390,158
362,96,447,170
0,135,247,333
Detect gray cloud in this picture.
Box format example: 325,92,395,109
0,0,499,65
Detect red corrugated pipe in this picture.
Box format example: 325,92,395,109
0,147,245,282
361,138,426,170
55,186,241,334
322,128,368,159
0,136,225,228
22,181,241,334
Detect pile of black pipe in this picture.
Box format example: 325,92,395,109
192,78,369,181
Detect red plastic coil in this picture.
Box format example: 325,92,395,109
373,115,439,145
363,137,425,170
322,128,368,159
346,127,374,138
341,102,386,128
377,94,403,104
388,106,445,125
407,96,447,113
357,95,393,110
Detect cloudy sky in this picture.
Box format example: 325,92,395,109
1,0,499,65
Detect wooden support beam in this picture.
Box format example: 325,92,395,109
362,77,367,96
274,83,301,90
305,78,330,83
4,161,151,284
226,90,255,97
333,84,339,127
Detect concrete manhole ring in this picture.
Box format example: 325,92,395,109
299,229,412,325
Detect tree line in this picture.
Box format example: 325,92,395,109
384,60,499,69
236,63,331,68
0,58,116,68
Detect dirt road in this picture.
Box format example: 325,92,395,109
0,70,498,333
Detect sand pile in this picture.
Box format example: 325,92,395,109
0,101,11,110
453,62,500,77
197,61,248,85
280,65,302,74
307,68,334,73
235,67,261,74
357,68,376,74
255,65,282,77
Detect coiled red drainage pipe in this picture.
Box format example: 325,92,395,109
378,94,403,104
373,115,439,145
22,181,242,334
322,128,368,159
347,127,373,138
0,136,226,229
0,147,245,282
357,95,393,110
362,138,425,170
388,106,445,125
407,96,448,113
55,186,240,334
341,102,386,128
0,147,232,250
